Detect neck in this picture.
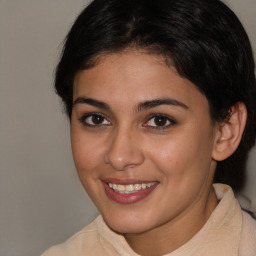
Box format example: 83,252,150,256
124,185,218,256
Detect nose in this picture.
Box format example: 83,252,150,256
104,127,145,171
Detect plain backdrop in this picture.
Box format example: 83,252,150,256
0,1,255,255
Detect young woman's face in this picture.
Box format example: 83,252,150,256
71,51,219,234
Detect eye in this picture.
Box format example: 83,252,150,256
144,114,175,129
79,113,111,126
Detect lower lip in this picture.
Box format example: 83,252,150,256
103,182,158,204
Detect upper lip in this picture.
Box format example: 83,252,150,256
102,178,158,185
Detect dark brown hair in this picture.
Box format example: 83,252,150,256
55,0,256,191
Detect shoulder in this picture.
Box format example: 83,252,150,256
239,210,256,256
41,217,109,256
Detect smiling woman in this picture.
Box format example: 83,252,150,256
42,0,256,255
71,52,219,240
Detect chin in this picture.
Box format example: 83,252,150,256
103,213,154,234
109,223,149,234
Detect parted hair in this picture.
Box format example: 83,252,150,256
55,0,256,191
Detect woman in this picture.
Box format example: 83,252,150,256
42,0,256,255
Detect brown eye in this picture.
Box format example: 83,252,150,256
153,116,168,126
91,114,105,124
82,113,110,126
144,114,175,129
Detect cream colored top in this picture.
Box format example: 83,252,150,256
42,184,256,256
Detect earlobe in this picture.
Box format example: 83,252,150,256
212,102,247,161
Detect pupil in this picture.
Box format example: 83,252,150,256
154,116,166,126
92,115,103,124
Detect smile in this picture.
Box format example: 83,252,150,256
103,180,159,204
108,182,156,194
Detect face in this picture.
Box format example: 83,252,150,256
71,51,219,234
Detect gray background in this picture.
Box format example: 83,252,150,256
0,1,255,255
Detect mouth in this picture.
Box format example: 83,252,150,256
103,179,159,204
107,182,156,194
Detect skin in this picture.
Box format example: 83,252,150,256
71,50,220,255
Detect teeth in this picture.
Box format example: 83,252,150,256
108,182,155,193
126,184,134,192
117,185,125,192
134,184,142,190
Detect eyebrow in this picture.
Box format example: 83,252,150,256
73,97,188,112
136,98,188,112
73,97,110,110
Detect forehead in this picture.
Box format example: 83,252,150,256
73,51,209,112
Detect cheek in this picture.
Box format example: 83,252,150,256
147,133,192,165
151,144,181,169
71,129,105,174
147,130,213,179
71,131,106,202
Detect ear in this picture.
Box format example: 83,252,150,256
212,102,247,161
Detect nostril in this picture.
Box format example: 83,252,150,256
103,145,145,171
103,129,145,171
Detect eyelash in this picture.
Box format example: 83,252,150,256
78,112,111,128
143,114,176,130
78,113,176,130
